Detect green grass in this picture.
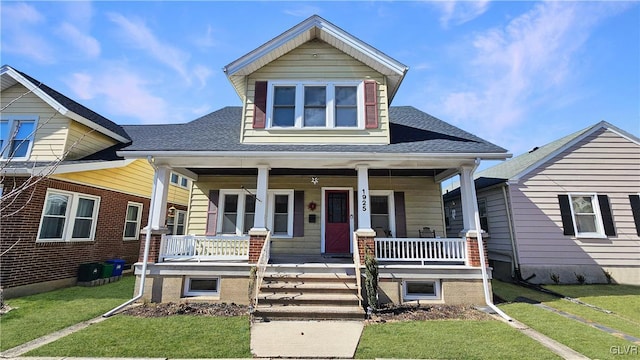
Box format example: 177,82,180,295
26,315,251,358
500,303,636,360
545,284,640,323
1,275,135,351
356,320,560,359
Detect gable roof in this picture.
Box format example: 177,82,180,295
1,65,131,143
120,106,507,156
223,15,408,104
444,121,639,199
478,121,639,182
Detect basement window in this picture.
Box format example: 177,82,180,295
403,280,440,300
183,277,220,297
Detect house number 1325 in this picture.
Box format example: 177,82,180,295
361,189,367,211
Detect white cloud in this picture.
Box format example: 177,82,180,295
433,0,490,28
434,2,624,133
284,5,322,18
107,12,191,81
58,22,101,58
66,68,169,124
193,64,213,88
193,25,217,49
1,3,55,63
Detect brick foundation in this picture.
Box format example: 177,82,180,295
138,232,165,263
249,235,266,263
466,236,489,267
357,236,375,265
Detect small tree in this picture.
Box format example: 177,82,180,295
364,250,379,311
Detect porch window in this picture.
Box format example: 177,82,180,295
267,81,363,129
218,190,293,237
370,191,396,237
183,277,219,297
167,209,187,235
37,189,100,242
569,194,605,237
243,196,256,234
403,280,440,300
221,194,239,234
268,191,294,237
123,202,143,240
1,117,37,159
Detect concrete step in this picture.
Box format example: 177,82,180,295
263,273,357,282
258,293,361,306
261,281,359,292
254,304,365,320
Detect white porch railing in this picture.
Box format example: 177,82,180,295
375,237,467,265
160,235,250,261
253,231,272,307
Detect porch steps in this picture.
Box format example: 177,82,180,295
254,268,365,321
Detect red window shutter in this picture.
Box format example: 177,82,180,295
206,190,219,235
254,81,267,129
364,80,378,129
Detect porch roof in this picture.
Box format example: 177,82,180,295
119,106,508,156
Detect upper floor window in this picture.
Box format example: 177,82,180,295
267,81,362,129
170,172,190,189
0,117,37,160
37,189,100,242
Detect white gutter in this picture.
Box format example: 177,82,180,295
472,158,512,321
103,156,158,317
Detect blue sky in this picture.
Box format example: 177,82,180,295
2,1,639,162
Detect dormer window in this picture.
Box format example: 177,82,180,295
0,117,37,160
266,81,363,129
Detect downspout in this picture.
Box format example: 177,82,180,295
502,184,520,278
103,156,158,317
471,158,512,321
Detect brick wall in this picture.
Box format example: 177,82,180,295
466,236,489,267
0,176,184,290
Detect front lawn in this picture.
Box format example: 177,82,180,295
356,320,560,359
1,275,135,351
26,315,251,358
494,280,640,360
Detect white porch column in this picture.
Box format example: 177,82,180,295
459,164,479,234
252,166,269,232
150,165,170,230
356,165,373,232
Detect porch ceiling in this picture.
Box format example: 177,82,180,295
185,168,447,177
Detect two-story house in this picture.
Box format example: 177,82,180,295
118,15,510,319
0,65,190,298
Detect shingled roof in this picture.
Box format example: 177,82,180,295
1,65,131,142
121,106,507,155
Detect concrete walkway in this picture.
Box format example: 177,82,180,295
250,320,364,358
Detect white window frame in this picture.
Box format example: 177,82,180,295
183,276,220,297
568,193,606,238
123,202,143,240
170,172,190,189
37,189,101,242
0,116,38,160
370,190,396,238
403,280,441,301
477,198,489,233
267,190,295,238
167,209,187,235
266,81,364,129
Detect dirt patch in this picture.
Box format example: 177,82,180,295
122,302,249,317
366,304,492,323
121,302,490,323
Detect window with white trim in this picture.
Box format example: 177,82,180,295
267,81,363,129
167,209,187,235
403,280,441,300
370,190,396,237
267,190,294,237
37,189,100,242
218,189,294,236
1,117,37,160
170,172,190,189
477,198,489,233
183,277,219,297
123,202,143,240
569,194,605,237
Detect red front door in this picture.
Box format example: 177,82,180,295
325,190,350,254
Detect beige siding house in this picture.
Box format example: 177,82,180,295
118,15,510,319
444,121,640,285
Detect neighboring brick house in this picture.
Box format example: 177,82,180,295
444,121,640,285
0,65,190,298
116,15,510,318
